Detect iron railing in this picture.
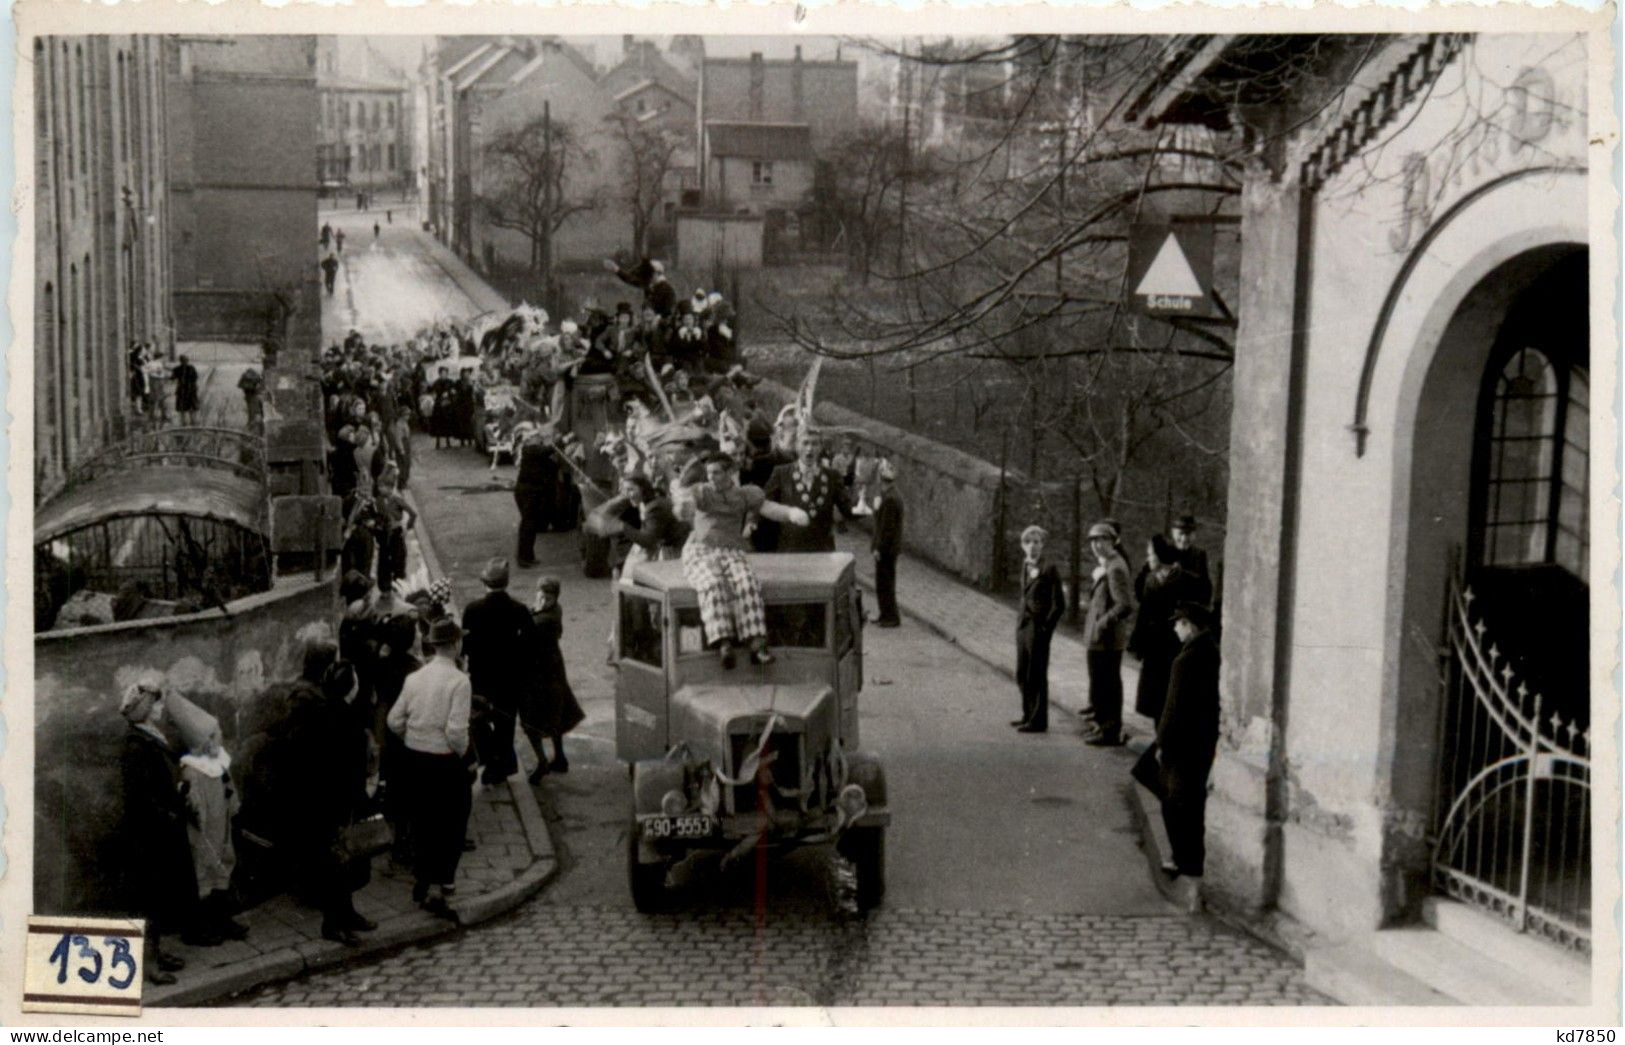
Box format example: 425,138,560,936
1433,576,1590,955
41,426,267,506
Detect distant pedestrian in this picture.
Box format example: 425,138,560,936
386,209,393,225
870,459,903,627
523,576,585,781
322,252,340,295
320,222,332,249
1129,534,1201,722
1155,602,1221,879
237,367,264,429
1168,515,1213,606
1081,520,1135,747
460,558,536,786
128,342,150,416
357,192,366,211
1013,525,1065,733
387,617,474,918
335,228,346,254
373,221,381,241
172,354,200,425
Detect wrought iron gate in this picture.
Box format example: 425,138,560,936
1433,576,1590,955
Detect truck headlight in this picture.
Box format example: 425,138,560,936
836,783,867,822
660,789,687,817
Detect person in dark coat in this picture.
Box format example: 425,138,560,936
1082,520,1136,746
269,645,377,946
1013,525,1066,733
1156,602,1222,878
429,367,456,449
870,459,903,627
1129,534,1201,722
460,558,536,785
118,677,197,984
762,428,853,553
321,252,340,295
513,432,561,566
522,576,585,781
593,475,688,570
172,355,200,426
1169,515,1213,607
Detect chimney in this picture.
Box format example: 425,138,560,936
792,46,804,120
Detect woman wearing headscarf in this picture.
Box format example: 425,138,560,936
118,675,198,984
1129,534,1201,722
521,577,585,781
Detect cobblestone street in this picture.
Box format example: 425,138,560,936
217,214,1331,1009
241,903,1327,1008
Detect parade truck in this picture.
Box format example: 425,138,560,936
613,552,890,912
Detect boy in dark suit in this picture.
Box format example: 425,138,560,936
1014,525,1066,733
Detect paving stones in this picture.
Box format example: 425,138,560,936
237,903,1326,1008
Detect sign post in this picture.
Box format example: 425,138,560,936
1127,223,1216,318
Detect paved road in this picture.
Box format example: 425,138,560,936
240,221,1326,1007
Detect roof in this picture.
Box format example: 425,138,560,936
35,468,267,545
613,79,694,106
627,552,854,599
706,122,813,161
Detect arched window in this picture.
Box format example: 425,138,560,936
1480,348,1588,578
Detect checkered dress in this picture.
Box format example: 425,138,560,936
681,545,766,645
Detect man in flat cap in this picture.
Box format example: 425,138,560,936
460,557,536,785
1168,514,1213,607
1082,520,1135,746
1155,601,1221,878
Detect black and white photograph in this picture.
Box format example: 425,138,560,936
12,8,1617,1024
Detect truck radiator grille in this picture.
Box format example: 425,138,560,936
729,730,803,814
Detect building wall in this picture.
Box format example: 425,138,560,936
702,56,857,147
466,49,632,267
34,576,340,915
318,86,407,188
34,35,173,491
167,36,321,367
710,155,812,214
1209,34,1591,942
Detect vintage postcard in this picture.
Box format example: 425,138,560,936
3,0,1618,1028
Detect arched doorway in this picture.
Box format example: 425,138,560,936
1415,247,1591,956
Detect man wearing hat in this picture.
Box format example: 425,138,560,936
1169,515,1213,606
1155,602,1221,878
460,558,537,785
870,458,904,627
1082,520,1136,746
387,617,473,917
513,428,562,566
118,675,197,984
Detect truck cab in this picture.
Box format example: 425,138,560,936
614,552,889,911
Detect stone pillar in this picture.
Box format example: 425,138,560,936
1202,169,1308,918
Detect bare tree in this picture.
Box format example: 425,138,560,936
477,115,599,275
605,111,684,260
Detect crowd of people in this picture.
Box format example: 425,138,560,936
1012,513,1221,880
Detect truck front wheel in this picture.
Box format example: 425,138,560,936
627,822,672,913
839,826,885,910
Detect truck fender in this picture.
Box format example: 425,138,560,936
844,750,888,809
630,759,687,816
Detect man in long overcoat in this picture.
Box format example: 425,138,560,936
460,558,536,784
1014,525,1066,733
1156,602,1221,878
870,460,904,627
513,432,561,566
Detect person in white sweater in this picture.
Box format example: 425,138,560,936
387,617,473,917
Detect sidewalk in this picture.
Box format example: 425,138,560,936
148,482,560,1007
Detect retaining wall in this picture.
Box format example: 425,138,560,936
34,575,340,915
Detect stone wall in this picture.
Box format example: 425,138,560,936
34,575,340,916
754,379,1006,588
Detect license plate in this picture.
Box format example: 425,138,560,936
643,814,718,840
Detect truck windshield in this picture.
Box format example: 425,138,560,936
675,602,828,653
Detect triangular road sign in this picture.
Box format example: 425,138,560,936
1135,232,1205,298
